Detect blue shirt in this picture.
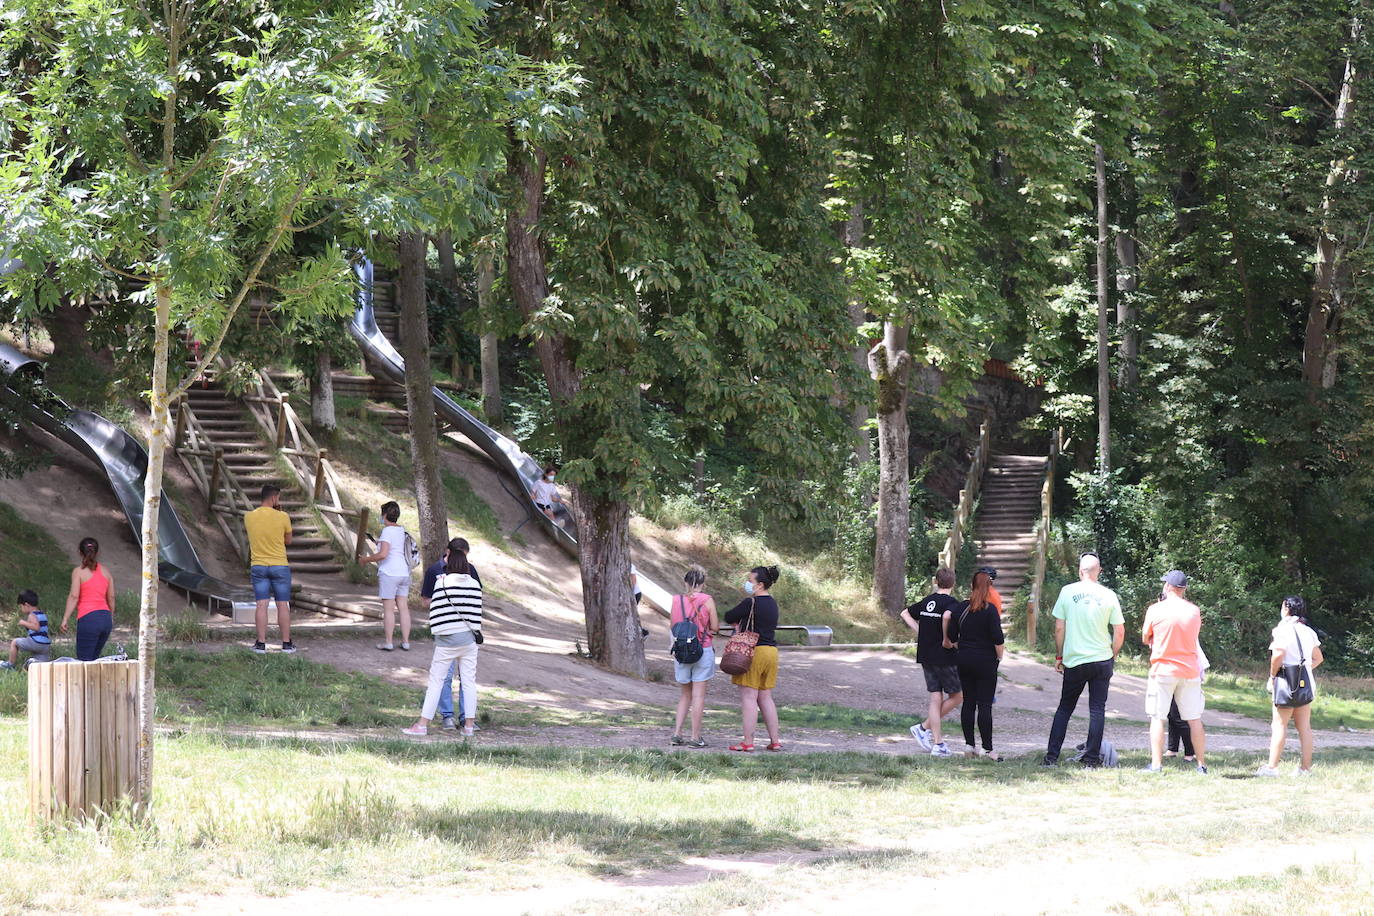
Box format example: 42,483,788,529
31,610,51,645
421,560,481,599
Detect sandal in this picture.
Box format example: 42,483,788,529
728,743,755,753
766,742,783,752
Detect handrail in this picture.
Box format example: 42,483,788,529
170,397,255,563
1024,427,1063,645
936,417,993,582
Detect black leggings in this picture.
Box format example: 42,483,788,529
958,657,999,751
1167,699,1195,756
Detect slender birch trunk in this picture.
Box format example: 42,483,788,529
1095,141,1111,476
869,320,911,616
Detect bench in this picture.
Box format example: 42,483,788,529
718,624,833,647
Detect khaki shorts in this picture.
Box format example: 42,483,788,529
731,645,778,690
1146,675,1204,720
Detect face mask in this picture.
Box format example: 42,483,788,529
743,581,755,595
547,474,556,482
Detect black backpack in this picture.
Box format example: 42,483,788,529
669,595,704,665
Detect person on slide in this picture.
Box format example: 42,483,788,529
529,466,565,522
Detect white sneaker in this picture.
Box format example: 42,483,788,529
1296,767,1313,777
930,742,952,758
1255,765,1279,777
376,643,394,652
910,723,933,751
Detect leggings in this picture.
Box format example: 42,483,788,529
75,609,113,661
1167,699,1195,756
958,657,999,751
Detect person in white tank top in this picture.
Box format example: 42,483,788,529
1257,596,1324,777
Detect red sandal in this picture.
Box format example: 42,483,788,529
728,743,755,753
766,742,783,752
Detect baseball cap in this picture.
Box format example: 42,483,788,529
1160,570,1188,588
978,566,998,581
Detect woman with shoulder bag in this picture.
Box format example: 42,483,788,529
1257,595,1323,776
670,565,719,748
402,547,483,738
722,565,782,753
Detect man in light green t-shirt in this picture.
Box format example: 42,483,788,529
1042,552,1125,767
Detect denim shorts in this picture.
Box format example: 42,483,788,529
675,646,716,684
250,565,292,602
378,573,411,600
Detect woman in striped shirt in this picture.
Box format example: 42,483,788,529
403,548,483,737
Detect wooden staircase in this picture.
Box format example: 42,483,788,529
176,384,346,575
971,454,1050,595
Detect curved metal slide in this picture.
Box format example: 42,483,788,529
348,259,674,613
0,343,252,609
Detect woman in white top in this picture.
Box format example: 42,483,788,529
358,500,414,651
1258,595,1324,776
529,466,564,521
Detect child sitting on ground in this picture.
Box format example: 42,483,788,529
2,590,52,669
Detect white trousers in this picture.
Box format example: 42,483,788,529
421,640,478,721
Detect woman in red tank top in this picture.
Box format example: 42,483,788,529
670,565,719,748
61,537,116,661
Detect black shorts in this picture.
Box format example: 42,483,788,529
922,664,962,696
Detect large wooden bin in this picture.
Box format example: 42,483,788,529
28,660,142,820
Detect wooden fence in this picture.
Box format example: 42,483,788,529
29,660,141,820
936,418,993,581
171,400,255,562
1024,428,1064,645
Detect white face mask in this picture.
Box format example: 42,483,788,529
743,580,755,595
546,474,556,482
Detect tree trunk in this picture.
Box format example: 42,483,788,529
135,282,172,816
694,455,706,496
396,231,449,566
1095,141,1111,476
309,349,336,441
505,132,643,676
435,229,458,299
476,246,503,426
868,320,911,616
1114,229,1139,390
1304,17,1361,398
844,201,872,467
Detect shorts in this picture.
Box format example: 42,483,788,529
731,645,779,690
250,565,293,603
378,573,411,600
1146,675,1204,720
674,646,716,684
922,664,962,696
15,636,50,656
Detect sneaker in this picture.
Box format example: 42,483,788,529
0,661,14,671
1195,764,1208,775
280,642,296,654
671,734,686,746
441,716,457,731
376,643,394,652
1255,765,1279,777
686,738,709,748
399,642,410,651
930,742,952,758
1140,764,1163,773
910,723,933,751
1040,756,1058,768
251,641,267,654
1296,767,1313,777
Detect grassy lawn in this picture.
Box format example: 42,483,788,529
4,725,1374,913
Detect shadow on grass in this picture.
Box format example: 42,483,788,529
279,781,821,871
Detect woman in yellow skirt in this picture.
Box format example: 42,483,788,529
723,565,782,752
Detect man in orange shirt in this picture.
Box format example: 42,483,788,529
1141,570,1207,773
979,567,1003,615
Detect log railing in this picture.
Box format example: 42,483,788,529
1025,428,1063,645
169,400,255,562
936,418,993,581
239,367,363,560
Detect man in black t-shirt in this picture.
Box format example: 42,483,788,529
900,566,964,758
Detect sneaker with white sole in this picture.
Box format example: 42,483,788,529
376,643,394,652
399,642,410,651
930,742,952,758
1255,765,1279,777
280,642,296,654
910,723,933,751
1140,764,1163,773
1296,767,1313,777
441,716,457,730
251,641,267,655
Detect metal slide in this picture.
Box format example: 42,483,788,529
0,343,252,609
349,259,674,613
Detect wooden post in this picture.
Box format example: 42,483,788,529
208,449,223,505
172,398,188,452
275,396,288,449
29,659,141,820
313,449,328,502
354,506,370,559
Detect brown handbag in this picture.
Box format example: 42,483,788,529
719,600,759,675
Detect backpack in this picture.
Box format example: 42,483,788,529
1073,740,1120,768
669,595,705,665
402,531,422,570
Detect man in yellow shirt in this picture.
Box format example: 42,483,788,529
244,484,294,654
